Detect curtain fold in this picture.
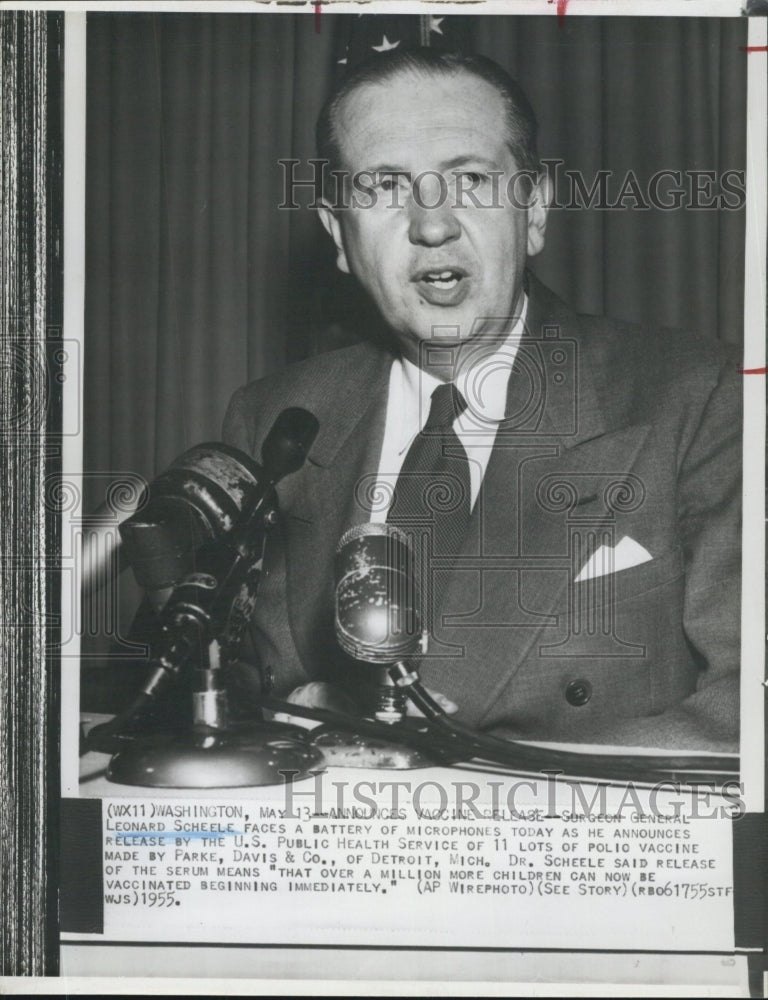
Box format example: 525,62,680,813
85,12,339,507
471,16,746,338
85,13,747,512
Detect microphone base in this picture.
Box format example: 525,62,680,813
311,720,463,770
105,721,324,788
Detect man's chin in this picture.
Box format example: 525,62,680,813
398,329,468,368
402,315,512,351
399,309,479,347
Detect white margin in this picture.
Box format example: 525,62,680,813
740,16,767,813
0,0,753,17
60,10,87,797
50,5,766,989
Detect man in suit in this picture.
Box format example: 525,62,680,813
223,48,741,751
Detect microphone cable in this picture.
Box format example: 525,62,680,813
257,691,739,788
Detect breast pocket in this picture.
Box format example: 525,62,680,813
540,544,686,664
568,544,685,610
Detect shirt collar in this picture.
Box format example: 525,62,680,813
399,293,528,437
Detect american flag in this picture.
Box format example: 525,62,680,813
333,13,473,82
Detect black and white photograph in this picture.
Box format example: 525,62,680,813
2,0,766,994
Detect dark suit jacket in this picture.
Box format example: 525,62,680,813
222,274,742,751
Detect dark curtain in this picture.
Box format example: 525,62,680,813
84,12,747,507
476,17,747,341
85,13,338,507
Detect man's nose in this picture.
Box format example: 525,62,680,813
407,175,461,247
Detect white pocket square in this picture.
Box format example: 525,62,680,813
574,536,652,582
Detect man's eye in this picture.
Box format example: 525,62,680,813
455,171,489,185
375,175,406,192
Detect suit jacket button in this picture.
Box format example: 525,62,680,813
565,679,592,707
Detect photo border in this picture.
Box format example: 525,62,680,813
0,1,765,991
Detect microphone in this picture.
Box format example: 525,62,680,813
82,408,320,599
135,408,320,699
334,522,425,722
335,522,423,663
261,406,319,481
90,407,325,788
88,408,319,737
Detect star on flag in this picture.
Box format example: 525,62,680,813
334,15,464,79
372,34,400,53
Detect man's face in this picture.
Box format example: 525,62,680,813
318,69,550,366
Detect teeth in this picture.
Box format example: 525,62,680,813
423,269,460,287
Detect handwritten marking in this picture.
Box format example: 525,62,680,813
548,0,569,27
737,366,767,375
114,829,243,841
740,46,768,53
314,1,322,34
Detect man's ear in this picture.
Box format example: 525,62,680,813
526,172,553,258
317,201,350,275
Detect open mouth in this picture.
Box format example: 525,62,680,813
421,269,462,289
412,267,470,306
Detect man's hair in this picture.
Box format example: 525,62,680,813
316,47,541,177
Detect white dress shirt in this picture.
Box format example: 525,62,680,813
370,296,528,522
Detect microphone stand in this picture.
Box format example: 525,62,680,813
87,411,326,788
318,522,461,767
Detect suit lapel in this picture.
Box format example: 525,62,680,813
280,343,393,675
418,272,652,724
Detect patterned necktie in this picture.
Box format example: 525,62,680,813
387,382,472,631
